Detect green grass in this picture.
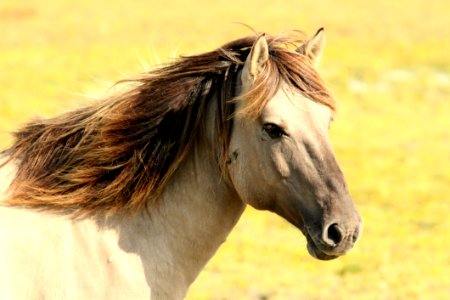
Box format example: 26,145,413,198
1,0,449,299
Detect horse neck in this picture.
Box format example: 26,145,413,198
110,99,246,297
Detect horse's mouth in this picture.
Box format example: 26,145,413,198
295,222,339,260
305,236,338,261
274,207,344,261
289,220,337,260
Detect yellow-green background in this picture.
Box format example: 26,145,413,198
1,0,449,299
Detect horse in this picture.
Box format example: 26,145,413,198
0,28,362,299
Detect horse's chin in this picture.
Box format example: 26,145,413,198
306,240,338,261
276,209,342,261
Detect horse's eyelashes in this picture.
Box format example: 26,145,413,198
263,123,286,139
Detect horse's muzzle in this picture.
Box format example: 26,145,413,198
305,221,362,260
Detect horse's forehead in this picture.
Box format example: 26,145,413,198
262,87,333,125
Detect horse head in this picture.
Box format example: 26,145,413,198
228,29,362,260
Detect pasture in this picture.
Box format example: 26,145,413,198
1,0,449,299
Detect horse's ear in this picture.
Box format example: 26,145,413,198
242,34,269,83
297,28,326,66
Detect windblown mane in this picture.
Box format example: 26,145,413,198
1,31,335,217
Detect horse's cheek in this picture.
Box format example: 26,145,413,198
272,150,291,179
226,155,263,209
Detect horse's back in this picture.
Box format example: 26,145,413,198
0,159,151,300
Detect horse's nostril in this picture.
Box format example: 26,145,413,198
324,223,343,246
352,227,361,244
352,232,358,244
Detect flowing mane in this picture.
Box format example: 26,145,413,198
1,31,335,217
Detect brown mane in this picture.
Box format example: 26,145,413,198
1,31,335,217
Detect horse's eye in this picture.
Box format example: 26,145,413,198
263,123,286,139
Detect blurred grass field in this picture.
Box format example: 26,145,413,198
1,0,449,299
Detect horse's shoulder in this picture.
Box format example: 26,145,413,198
0,208,152,299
